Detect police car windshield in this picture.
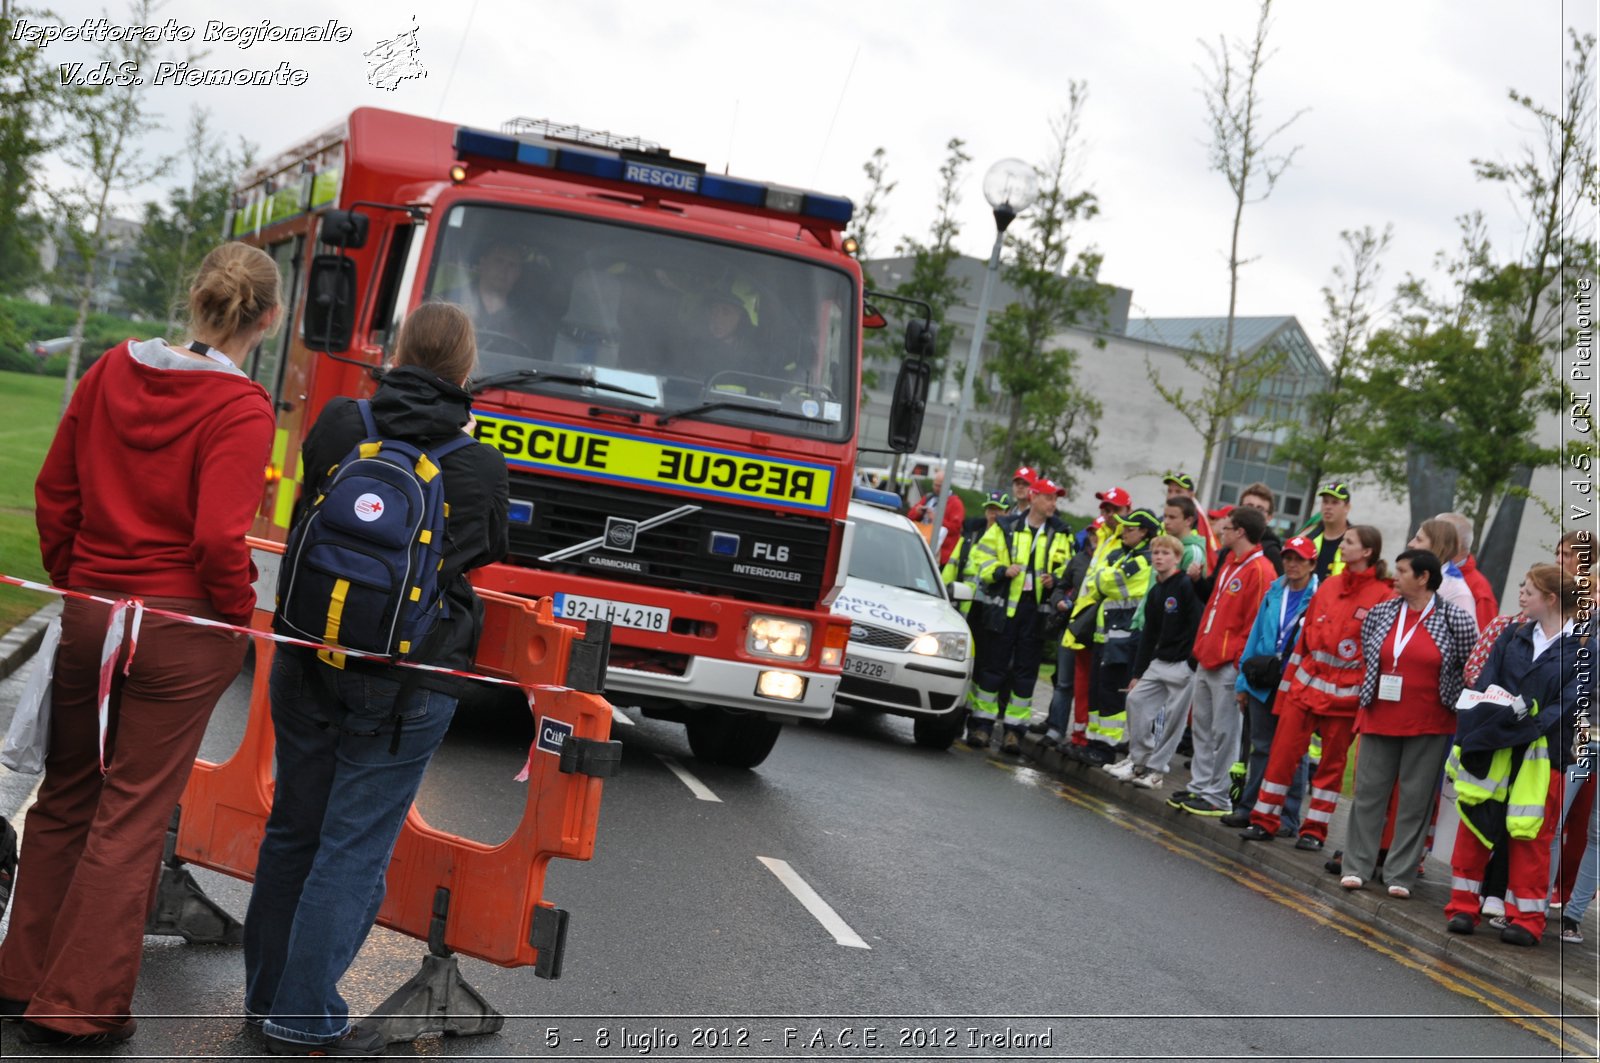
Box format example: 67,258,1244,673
847,518,944,597
426,204,855,442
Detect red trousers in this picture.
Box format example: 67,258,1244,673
1250,698,1356,841
1445,772,1565,937
0,592,246,1034
1069,647,1093,746
1556,773,1598,903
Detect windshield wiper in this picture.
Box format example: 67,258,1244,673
470,368,655,399
656,399,825,427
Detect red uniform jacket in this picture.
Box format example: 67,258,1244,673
1191,547,1274,670
1278,565,1396,716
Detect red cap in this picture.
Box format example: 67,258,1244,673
1283,535,1317,561
1012,466,1037,486
1208,504,1234,520
1094,486,1131,508
1031,477,1062,496
1090,516,1105,530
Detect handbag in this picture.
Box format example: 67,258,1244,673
1,616,61,774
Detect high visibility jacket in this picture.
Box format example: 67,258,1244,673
971,514,1073,620
1447,733,1552,848
941,533,983,616
1276,566,1394,716
1061,524,1121,650
1079,542,1154,645
1298,519,1348,579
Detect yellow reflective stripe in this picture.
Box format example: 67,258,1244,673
415,454,440,482
317,578,350,670
359,442,381,458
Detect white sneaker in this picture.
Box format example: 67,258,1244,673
1130,771,1164,790
1481,895,1506,919
1101,757,1136,780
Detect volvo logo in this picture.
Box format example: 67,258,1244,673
604,517,639,553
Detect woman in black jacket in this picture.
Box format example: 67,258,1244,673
243,303,508,1056
1442,564,1583,945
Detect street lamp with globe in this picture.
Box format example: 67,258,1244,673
929,158,1040,551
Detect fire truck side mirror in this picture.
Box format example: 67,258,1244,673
318,209,370,250
904,319,936,358
303,254,357,353
887,357,931,454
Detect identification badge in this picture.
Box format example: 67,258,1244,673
1023,573,1034,592
1378,674,1403,702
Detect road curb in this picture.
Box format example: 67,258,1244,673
1009,734,1600,1021
0,599,61,683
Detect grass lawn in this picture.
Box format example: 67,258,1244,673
0,371,62,633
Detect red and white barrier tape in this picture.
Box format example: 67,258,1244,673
2,574,575,780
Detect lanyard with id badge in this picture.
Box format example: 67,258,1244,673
1378,598,1434,702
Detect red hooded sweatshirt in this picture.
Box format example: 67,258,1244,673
1191,546,1274,670
35,339,274,623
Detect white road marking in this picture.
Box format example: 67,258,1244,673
654,753,721,802
610,706,635,726
757,856,871,949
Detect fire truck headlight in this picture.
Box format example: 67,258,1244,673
756,670,806,701
909,631,970,661
747,616,811,660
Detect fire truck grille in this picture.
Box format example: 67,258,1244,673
504,471,832,609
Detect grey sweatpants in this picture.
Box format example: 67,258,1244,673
1187,664,1241,809
1126,659,1194,774
1342,732,1452,890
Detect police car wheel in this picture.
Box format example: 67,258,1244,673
685,710,782,769
913,708,966,751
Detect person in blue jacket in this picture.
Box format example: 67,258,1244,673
1225,535,1320,830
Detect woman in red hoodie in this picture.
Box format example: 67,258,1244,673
0,243,279,1046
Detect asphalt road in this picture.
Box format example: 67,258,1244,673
0,659,1589,1060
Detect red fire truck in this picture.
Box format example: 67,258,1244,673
229,107,931,768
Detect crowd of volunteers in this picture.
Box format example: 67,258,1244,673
931,466,1595,948
0,243,506,1057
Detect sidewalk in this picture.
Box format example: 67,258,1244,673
1010,721,1600,1020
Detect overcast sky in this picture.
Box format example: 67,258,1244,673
29,0,1598,349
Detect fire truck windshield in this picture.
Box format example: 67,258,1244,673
426,204,856,442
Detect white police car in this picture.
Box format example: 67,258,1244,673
832,499,974,749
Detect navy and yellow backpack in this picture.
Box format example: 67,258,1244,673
275,400,473,667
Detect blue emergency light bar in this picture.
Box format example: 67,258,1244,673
453,126,853,226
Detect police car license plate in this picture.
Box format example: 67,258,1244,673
553,593,669,632
844,655,886,679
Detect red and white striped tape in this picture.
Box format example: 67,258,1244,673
2,574,574,779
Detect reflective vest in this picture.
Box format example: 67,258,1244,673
1084,543,1154,645
1061,525,1121,651
1300,521,1348,579
1446,719,1552,847
971,516,1074,620
941,534,983,616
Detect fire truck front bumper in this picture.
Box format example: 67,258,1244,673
604,656,839,720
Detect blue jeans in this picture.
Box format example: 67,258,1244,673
1559,756,1600,923
1044,643,1075,739
1240,694,1308,831
243,649,458,1045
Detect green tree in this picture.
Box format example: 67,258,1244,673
1275,224,1392,495
0,3,63,296
1150,0,1305,499
981,87,1106,495
51,0,195,414
1341,30,1594,594
123,110,252,329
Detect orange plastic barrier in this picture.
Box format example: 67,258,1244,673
172,537,614,971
